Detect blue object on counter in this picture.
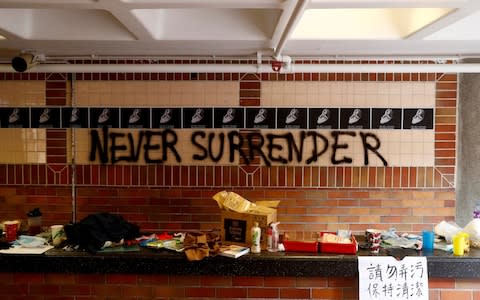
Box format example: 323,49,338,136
422,230,435,250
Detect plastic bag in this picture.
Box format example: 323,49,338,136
464,219,480,245
434,221,462,243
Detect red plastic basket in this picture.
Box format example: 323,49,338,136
318,232,358,254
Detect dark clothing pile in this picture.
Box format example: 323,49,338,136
64,213,140,253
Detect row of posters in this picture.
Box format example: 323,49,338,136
0,107,434,130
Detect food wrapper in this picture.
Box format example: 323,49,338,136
213,191,278,214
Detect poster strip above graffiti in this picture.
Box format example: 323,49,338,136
0,107,434,130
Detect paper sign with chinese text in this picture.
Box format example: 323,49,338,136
358,256,428,300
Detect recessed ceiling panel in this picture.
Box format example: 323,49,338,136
0,9,135,40
132,8,281,40
292,8,453,39
425,10,480,40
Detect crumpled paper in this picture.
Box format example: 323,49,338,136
212,191,279,214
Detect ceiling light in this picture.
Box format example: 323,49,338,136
0,34,5,40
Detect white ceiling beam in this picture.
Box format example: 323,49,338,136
308,0,471,9
272,0,309,57
406,6,480,40
101,1,154,41
270,0,298,52
119,0,284,9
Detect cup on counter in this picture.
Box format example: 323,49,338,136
422,230,435,251
51,225,66,247
365,229,382,254
28,216,42,235
4,221,19,242
453,232,470,256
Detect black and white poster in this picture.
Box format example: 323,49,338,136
120,108,150,128
152,108,182,129
403,108,434,129
62,107,89,128
372,108,402,129
309,108,339,129
340,108,371,129
183,108,213,128
214,108,244,128
30,107,61,128
89,108,120,128
246,107,276,129
277,108,307,129
0,107,29,128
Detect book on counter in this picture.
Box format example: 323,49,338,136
219,244,250,258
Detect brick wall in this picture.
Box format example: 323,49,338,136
0,273,478,300
0,62,464,299
0,64,457,236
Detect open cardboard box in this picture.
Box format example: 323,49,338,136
214,191,278,250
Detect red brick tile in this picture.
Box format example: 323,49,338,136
169,275,200,286
185,287,215,297
232,276,264,287
440,290,472,300
248,288,279,298
45,274,76,284
29,285,60,296
216,287,248,298
368,167,376,187
280,288,311,299
106,274,137,284
312,287,343,299
76,274,106,284
14,273,44,284
200,276,232,286
264,277,296,287
152,287,185,297
60,285,92,296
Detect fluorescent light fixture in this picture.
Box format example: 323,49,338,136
292,8,453,39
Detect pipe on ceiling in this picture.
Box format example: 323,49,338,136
2,62,480,73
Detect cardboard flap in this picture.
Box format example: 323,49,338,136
254,200,280,208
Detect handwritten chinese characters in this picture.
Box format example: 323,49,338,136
358,257,428,300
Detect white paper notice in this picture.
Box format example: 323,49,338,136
358,256,428,300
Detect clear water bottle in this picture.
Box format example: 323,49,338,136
473,202,480,219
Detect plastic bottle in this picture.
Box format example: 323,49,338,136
251,222,261,253
267,222,280,252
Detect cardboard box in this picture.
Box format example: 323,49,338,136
221,208,276,250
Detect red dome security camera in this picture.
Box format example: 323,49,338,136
271,61,282,72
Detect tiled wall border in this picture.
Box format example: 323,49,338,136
0,64,457,189
0,165,453,188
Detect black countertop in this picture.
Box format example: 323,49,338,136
1,246,480,278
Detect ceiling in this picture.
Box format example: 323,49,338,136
1,0,480,63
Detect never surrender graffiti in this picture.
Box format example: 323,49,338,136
89,127,388,166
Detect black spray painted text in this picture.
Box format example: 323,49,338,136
89,127,388,166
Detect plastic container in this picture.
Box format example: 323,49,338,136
267,222,280,252
318,232,358,254
27,208,42,235
422,230,435,251
250,222,261,253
